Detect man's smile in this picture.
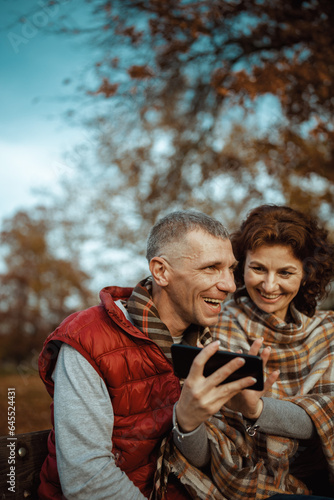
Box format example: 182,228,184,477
203,297,222,309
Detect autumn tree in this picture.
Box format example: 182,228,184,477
54,1,334,203
12,1,334,280
0,208,94,363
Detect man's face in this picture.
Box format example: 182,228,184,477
161,229,237,334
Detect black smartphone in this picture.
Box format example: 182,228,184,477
171,344,264,391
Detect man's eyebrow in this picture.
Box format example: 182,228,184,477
201,260,239,269
200,260,218,268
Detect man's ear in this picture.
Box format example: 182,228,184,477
149,257,170,286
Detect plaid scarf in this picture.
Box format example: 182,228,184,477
126,276,212,359
152,297,334,499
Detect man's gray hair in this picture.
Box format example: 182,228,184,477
146,210,230,262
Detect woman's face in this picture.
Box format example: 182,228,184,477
244,244,304,321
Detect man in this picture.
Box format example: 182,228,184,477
38,210,256,499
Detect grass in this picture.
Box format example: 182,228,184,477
0,372,52,435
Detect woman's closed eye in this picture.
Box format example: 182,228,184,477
279,270,293,277
250,266,265,272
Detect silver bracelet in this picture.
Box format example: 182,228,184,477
172,403,186,441
172,422,186,441
245,423,260,436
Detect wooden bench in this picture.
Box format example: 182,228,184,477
0,429,50,499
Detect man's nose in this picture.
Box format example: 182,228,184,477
216,272,236,294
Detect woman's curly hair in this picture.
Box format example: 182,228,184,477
232,205,334,317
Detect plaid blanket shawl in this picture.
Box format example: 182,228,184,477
152,297,334,499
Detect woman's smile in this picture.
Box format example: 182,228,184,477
244,245,304,321
257,290,283,300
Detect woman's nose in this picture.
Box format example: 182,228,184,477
261,273,278,292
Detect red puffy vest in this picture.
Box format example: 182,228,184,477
38,286,189,499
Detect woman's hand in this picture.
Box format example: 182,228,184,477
224,338,280,420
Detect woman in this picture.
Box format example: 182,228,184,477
211,204,334,498
155,205,334,499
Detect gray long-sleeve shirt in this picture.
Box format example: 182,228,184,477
52,344,146,500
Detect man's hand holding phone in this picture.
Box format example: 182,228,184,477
174,341,261,433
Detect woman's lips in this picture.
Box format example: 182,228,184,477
257,290,282,301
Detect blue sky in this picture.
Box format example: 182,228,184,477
0,1,284,226
1,0,90,220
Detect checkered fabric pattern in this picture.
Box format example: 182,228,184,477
151,297,334,499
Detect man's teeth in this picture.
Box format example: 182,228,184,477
204,298,221,304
